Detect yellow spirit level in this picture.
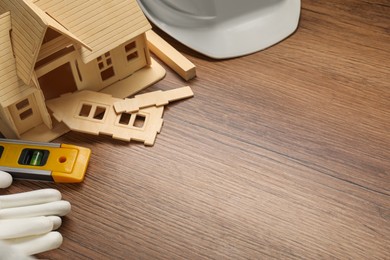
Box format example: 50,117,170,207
0,139,91,183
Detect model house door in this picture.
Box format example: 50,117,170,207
9,94,42,134
38,62,78,100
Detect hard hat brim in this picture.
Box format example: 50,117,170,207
137,0,301,59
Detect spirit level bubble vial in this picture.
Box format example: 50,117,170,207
0,139,91,183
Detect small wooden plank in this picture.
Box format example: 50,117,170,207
146,30,196,81
114,86,194,113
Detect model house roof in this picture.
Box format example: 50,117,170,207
34,0,151,63
0,0,90,85
0,12,34,107
1,0,150,87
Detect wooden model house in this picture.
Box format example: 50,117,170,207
0,0,166,141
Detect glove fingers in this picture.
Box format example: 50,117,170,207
0,240,33,260
0,200,71,219
5,231,63,256
47,215,62,230
0,189,61,209
0,216,60,239
0,170,13,188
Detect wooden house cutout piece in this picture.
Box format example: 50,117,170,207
46,91,163,146
114,86,194,113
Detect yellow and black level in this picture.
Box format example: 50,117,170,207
0,139,91,183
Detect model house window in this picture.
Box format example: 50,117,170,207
97,52,115,81
19,109,33,120
78,103,108,121
16,99,29,110
124,41,138,62
15,99,33,120
118,112,145,128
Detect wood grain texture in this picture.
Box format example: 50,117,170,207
2,0,389,258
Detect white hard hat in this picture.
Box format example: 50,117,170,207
137,0,301,59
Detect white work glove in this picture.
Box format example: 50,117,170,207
0,170,71,257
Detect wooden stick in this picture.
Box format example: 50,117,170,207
146,30,196,81
114,86,194,113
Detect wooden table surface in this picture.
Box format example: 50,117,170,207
5,0,389,259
